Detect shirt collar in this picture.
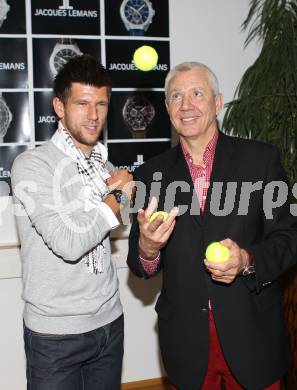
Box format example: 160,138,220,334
182,130,219,167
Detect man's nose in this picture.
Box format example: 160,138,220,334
180,94,192,110
87,105,98,120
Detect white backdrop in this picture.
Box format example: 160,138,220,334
0,1,260,387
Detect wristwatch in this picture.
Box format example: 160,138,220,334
122,95,155,139
49,38,82,77
241,249,255,276
0,0,10,28
242,264,255,276
0,93,13,142
120,0,155,36
109,189,130,206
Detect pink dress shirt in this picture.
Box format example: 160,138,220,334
140,130,219,274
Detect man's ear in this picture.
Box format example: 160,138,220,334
165,99,169,114
215,93,223,116
53,97,65,119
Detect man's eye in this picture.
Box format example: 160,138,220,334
193,90,203,97
171,93,182,101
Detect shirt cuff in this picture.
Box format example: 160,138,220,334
139,252,160,275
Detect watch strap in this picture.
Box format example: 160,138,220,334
129,29,144,36
109,189,129,206
131,130,147,139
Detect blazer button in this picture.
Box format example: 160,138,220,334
201,307,208,312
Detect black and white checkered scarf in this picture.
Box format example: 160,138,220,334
52,121,111,274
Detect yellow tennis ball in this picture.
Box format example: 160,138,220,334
205,242,230,263
149,211,169,222
133,45,158,72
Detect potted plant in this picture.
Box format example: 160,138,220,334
222,0,297,387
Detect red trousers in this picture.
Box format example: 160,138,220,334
171,310,280,390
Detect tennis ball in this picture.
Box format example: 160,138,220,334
205,242,230,263
149,211,169,223
133,45,158,72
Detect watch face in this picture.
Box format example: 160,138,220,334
53,46,81,75
122,96,155,131
123,0,150,26
110,189,129,205
0,95,12,139
0,0,10,28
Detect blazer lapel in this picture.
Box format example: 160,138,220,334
165,144,203,226
203,131,239,217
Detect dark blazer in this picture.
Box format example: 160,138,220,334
127,132,297,390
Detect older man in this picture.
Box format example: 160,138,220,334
127,62,297,390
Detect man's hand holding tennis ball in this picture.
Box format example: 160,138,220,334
204,238,251,284
138,196,179,260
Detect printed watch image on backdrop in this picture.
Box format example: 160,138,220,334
33,38,101,88
0,92,12,143
122,95,155,139
49,38,82,77
108,91,171,139
0,92,30,143
0,0,26,34
0,92,30,194
31,0,100,35
105,0,169,37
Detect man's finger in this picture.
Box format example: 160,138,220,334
147,215,166,232
137,209,147,225
137,207,167,232
169,206,179,218
144,196,158,219
155,206,179,228
161,220,176,241
220,237,237,251
212,276,231,283
204,260,231,272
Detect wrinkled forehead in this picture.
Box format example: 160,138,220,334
167,69,212,94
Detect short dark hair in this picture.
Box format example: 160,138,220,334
53,54,112,103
